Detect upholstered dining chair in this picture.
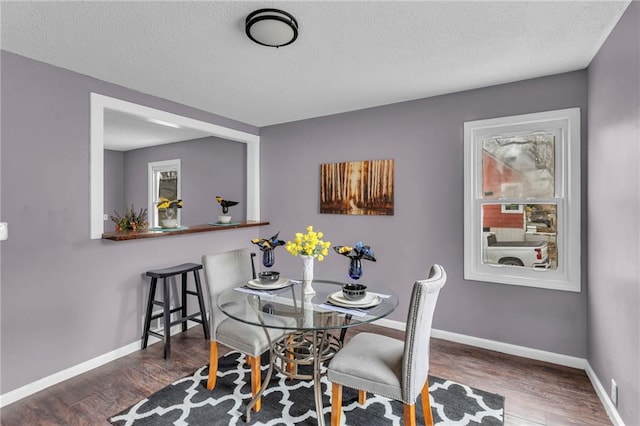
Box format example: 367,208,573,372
201,248,290,412
327,264,447,426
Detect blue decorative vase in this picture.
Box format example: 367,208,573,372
262,248,275,268
348,258,363,282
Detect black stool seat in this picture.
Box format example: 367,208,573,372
146,263,203,278
142,262,210,359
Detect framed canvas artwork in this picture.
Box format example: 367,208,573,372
320,159,394,215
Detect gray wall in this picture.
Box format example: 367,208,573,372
261,71,589,357
587,2,640,423
0,51,260,394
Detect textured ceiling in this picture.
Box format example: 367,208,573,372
1,1,630,129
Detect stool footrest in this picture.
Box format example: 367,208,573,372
150,305,183,318
147,330,163,339
169,312,204,327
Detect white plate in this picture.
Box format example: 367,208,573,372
328,291,382,308
246,278,291,290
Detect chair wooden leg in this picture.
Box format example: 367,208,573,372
286,334,295,375
207,341,218,390
403,403,417,426
358,389,367,404
331,382,342,426
249,355,262,412
421,380,433,426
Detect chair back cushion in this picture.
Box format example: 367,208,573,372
202,249,254,341
401,264,447,403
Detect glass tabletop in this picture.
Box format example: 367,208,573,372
217,279,398,332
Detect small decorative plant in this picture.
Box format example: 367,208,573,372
110,205,148,232
156,197,183,210
156,197,182,228
334,241,376,283
333,241,376,262
251,232,286,268
215,196,238,215
216,196,238,223
285,225,331,261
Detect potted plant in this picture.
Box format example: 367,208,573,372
156,197,183,228
215,196,238,223
110,205,148,232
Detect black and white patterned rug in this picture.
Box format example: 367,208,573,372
110,351,504,425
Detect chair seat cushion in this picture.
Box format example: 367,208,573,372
216,317,292,356
215,316,296,356
327,332,404,401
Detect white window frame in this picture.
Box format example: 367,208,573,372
148,159,181,229
464,108,581,292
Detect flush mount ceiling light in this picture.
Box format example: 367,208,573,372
245,8,298,48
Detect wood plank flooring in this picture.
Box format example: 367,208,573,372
0,324,611,425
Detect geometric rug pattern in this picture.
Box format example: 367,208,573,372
110,351,504,425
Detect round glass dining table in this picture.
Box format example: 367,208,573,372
217,279,398,426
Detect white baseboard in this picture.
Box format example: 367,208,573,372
374,319,585,368
0,339,141,408
585,363,626,426
372,317,405,331
373,320,624,426
431,328,586,369
0,318,627,426
0,320,201,408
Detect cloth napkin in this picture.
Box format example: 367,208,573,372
234,287,276,296
318,303,369,317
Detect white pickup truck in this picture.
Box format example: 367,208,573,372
483,232,550,268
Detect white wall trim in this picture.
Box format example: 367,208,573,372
374,321,624,425
0,322,198,408
0,321,626,426
431,328,586,369
373,317,405,331
0,340,139,407
585,363,626,426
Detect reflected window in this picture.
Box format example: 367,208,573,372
148,159,181,228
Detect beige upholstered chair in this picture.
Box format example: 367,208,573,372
327,264,447,426
202,248,290,412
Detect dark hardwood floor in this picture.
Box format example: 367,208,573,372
0,324,611,425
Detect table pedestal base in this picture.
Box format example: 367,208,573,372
245,330,341,426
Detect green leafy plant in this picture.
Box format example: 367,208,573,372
110,205,148,232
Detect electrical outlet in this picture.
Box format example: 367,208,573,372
0,222,8,241
611,379,618,406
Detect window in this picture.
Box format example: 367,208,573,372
148,159,181,229
464,108,581,291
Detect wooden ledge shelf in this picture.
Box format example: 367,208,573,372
101,221,270,241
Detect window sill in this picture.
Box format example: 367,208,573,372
101,221,270,241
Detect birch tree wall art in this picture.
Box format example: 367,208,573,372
320,159,394,216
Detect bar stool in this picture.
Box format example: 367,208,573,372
142,262,210,359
